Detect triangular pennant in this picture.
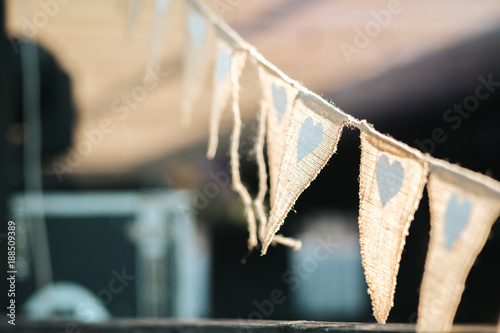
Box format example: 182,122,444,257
262,92,347,254
253,66,301,249
206,37,246,159
257,65,299,208
358,128,428,323
181,2,215,125
417,163,500,332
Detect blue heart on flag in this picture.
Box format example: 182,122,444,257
297,117,323,163
271,83,287,122
376,154,404,207
216,48,232,83
188,11,206,48
444,194,471,250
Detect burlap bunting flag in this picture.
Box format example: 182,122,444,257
417,162,500,333
262,92,348,254
257,65,299,207
358,127,428,323
253,65,301,249
206,36,247,160
181,2,215,125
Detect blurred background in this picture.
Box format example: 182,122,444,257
1,0,499,325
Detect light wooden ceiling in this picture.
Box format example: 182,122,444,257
6,0,500,175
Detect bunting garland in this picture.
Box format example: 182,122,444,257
168,0,499,330
9,0,499,330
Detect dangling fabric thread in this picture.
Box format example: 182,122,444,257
228,51,257,249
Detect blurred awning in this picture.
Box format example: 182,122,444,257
5,0,500,175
